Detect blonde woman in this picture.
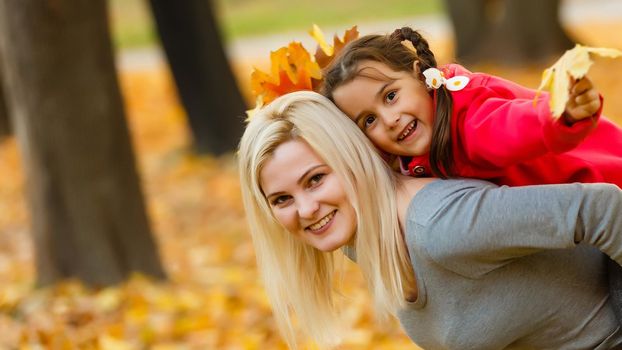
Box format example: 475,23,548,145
238,91,622,349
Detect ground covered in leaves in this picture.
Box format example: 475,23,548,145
1,20,621,350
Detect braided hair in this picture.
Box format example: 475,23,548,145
321,27,455,178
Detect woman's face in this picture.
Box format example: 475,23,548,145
260,139,357,252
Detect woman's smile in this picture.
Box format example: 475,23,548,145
307,209,337,233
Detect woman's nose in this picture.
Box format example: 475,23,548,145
297,194,320,219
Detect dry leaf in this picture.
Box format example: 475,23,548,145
309,24,334,57
536,44,622,118
250,42,321,106
313,25,359,69
248,25,359,115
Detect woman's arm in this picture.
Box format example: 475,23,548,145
416,180,622,277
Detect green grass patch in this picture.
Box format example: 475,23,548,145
216,0,442,40
108,0,442,49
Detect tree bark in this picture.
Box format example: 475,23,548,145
149,0,246,155
0,52,10,139
0,0,166,286
444,0,575,65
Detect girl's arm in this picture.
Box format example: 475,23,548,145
416,180,622,277
457,75,602,169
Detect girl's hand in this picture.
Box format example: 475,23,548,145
563,77,601,124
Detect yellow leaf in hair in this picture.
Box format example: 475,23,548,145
313,25,359,68
332,25,359,55
536,44,622,118
309,24,334,56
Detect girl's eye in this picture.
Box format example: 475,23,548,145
271,195,292,206
385,91,397,103
363,115,376,128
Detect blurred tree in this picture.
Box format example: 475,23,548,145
0,0,165,286
444,0,575,65
0,53,10,139
148,0,246,155
0,84,9,139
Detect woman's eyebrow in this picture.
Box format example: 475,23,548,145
263,164,326,199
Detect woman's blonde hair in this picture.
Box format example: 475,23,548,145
238,91,412,348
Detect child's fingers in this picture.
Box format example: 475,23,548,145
568,102,600,118
573,89,600,107
570,77,594,96
566,96,601,120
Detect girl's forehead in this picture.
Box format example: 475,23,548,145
356,60,400,80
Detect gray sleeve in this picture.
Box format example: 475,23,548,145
413,180,622,277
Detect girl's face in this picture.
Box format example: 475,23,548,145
260,139,357,252
332,60,435,157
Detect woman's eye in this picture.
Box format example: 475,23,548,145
271,195,291,206
385,91,397,103
363,115,376,128
308,173,325,186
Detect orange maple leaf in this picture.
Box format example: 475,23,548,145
249,26,360,114
250,42,321,106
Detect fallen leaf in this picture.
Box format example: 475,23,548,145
536,44,622,117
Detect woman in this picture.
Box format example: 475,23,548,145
238,91,622,349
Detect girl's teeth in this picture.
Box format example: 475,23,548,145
399,121,415,140
309,211,335,231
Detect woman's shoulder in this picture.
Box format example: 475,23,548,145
405,178,497,222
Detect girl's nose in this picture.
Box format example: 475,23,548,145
381,112,401,129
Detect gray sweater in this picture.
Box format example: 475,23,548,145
399,179,622,349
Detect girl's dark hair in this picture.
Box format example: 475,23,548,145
321,27,454,178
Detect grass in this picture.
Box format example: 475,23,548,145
108,0,442,49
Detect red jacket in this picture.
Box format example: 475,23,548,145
401,64,622,186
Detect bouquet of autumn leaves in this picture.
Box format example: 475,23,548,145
248,25,359,116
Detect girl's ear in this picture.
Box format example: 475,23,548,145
412,60,421,75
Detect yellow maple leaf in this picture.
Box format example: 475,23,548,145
536,44,622,118
309,24,334,56
313,25,359,69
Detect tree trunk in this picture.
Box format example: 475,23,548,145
0,52,10,139
149,0,246,155
444,0,575,65
0,0,166,286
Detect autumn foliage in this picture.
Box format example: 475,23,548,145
250,26,359,110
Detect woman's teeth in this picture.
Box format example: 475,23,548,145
309,211,335,231
398,120,417,141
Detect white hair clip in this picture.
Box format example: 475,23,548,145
422,68,469,91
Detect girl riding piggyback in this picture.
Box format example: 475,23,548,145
321,26,622,187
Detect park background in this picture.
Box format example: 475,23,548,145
0,0,621,348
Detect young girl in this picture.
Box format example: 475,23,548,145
321,26,622,186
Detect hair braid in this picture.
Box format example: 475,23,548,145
393,27,455,177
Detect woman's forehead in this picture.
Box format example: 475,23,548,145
259,140,325,193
